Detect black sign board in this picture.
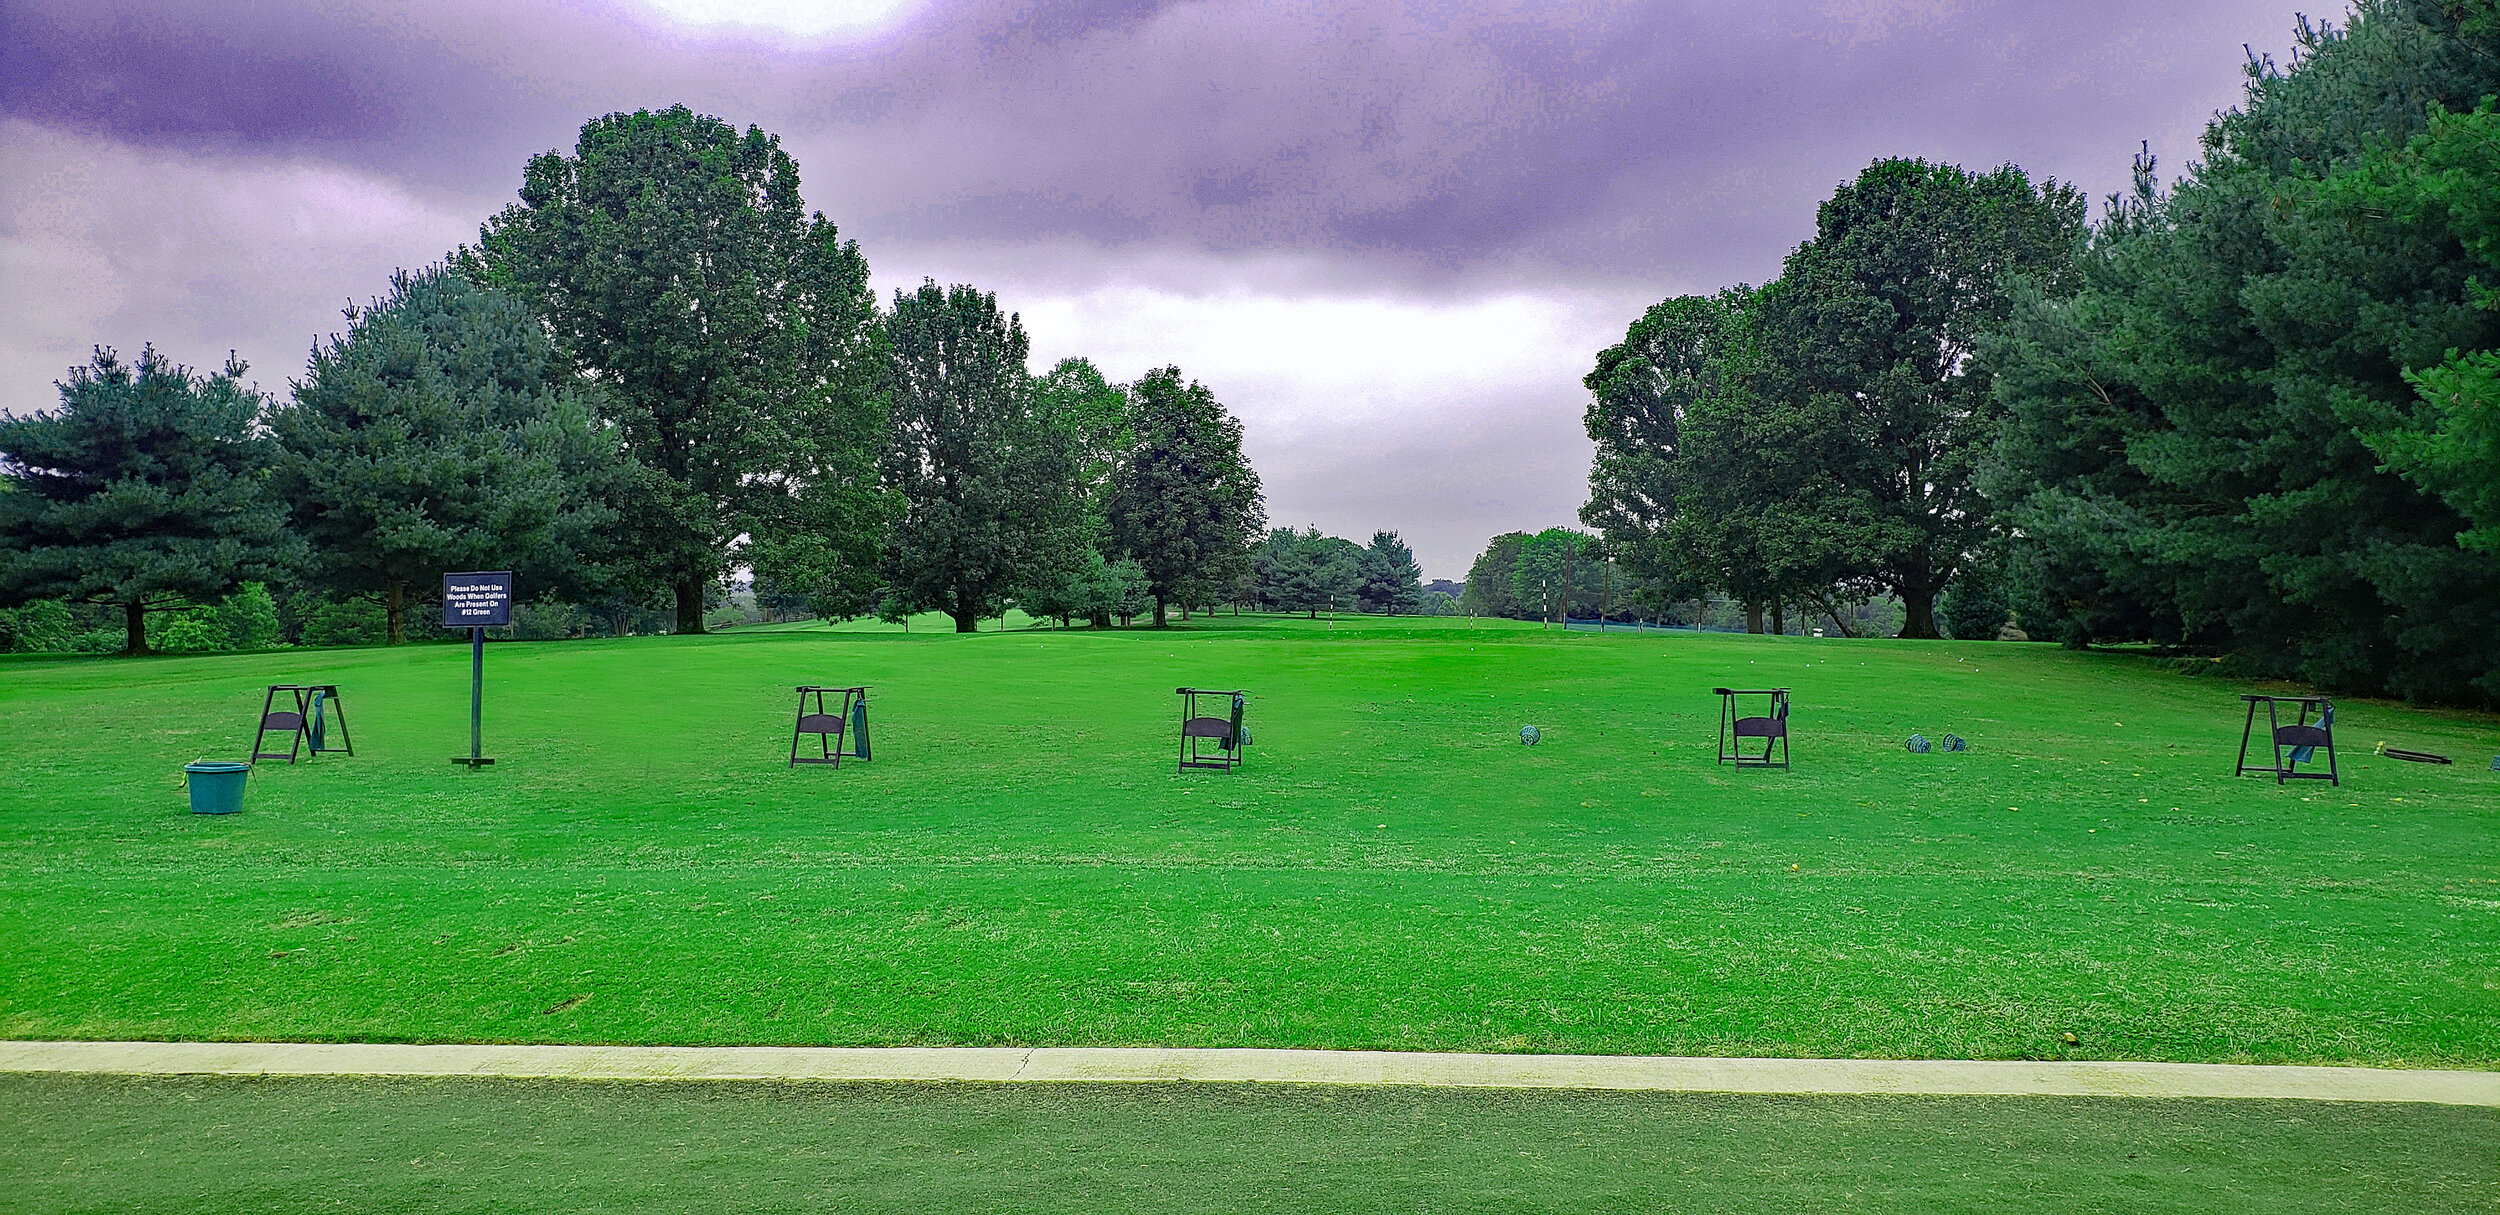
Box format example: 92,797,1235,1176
442,571,514,629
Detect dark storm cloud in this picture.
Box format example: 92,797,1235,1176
0,0,2308,574
0,0,529,175
3,0,2300,282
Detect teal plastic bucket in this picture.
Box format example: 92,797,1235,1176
184,761,250,815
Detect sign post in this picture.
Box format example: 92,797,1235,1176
442,571,513,768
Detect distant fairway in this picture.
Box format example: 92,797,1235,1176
0,613,2494,1065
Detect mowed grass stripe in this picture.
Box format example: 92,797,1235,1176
0,614,2493,1064
3,1074,2494,1214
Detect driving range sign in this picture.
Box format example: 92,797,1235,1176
442,571,514,629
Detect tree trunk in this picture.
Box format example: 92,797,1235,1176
952,588,977,633
674,580,706,635
1089,611,1112,629
1800,591,1858,638
1561,544,1573,623
1771,601,1785,637
1899,589,1941,639
1181,605,1191,621
385,581,406,646
1744,602,1764,634
1895,546,1942,637
1153,598,1169,627
122,601,148,655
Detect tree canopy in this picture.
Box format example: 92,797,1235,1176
1459,532,1531,618
880,281,1083,632
1511,527,1608,622
1356,531,1425,614
1983,1,2500,701
468,105,881,634
1254,526,1362,617
7,103,1302,654
1107,366,1265,626
1757,159,2086,638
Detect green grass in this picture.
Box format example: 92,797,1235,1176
0,613,2495,1064
2,1075,2491,1213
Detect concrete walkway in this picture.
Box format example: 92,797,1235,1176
3,1041,2494,1105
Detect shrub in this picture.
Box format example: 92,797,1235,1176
299,596,388,647
217,583,284,650
151,610,227,652
1,601,76,652
511,601,588,640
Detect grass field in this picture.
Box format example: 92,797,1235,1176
3,1075,2492,1213
1,613,2496,1064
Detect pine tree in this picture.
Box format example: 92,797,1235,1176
0,347,296,654
2327,101,2500,554
1358,531,1425,614
1306,533,1365,615
273,267,625,644
1983,2,2500,700
1251,527,1298,610
1257,527,1361,617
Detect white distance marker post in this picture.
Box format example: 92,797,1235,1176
441,571,513,768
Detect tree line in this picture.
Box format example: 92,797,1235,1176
0,106,1439,652
1248,528,1439,618
1460,529,1611,624
1573,0,2500,704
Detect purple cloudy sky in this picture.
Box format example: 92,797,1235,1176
1,0,2305,578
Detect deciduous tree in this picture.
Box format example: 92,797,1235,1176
1581,286,1877,634
880,282,1082,632
1032,356,1134,625
1511,527,1605,623
1459,532,1531,618
468,106,881,634
1763,158,2085,637
1107,366,1265,626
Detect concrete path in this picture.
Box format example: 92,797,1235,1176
3,1041,2494,1105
